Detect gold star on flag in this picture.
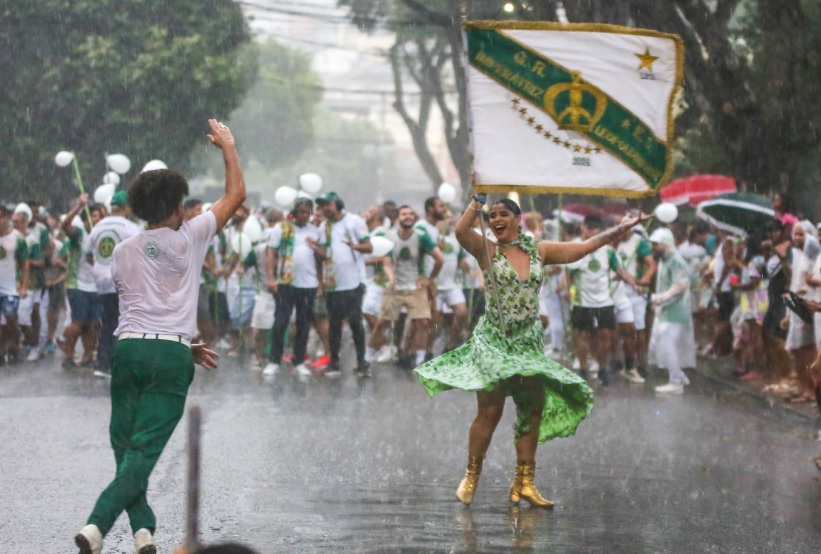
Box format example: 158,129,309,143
622,119,631,128
527,117,535,125
563,141,571,148
584,147,592,154
519,108,527,115
594,146,602,154
574,145,582,152
544,131,552,138
553,137,561,144
635,48,658,71
535,124,543,132
512,98,520,105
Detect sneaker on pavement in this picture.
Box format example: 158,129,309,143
589,360,600,372
250,360,262,371
214,338,231,350
62,358,80,370
93,369,111,379
355,363,371,378
134,528,156,554
374,346,394,364
43,340,57,355
325,361,342,378
26,348,40,362
625,368,646,384
312,354,331,369
572,357,581,370
262,363,280,376
79,359,95,370
682,375,691,386
295,363,312,377
75,524,103,554
655,382,684,394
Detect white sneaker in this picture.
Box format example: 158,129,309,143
75,524,103,554
682,375,691,386
572,357,581,370
250,360,262,371
27,348,40,362
589,360,600,372
655,382,684,394
374,345,395,363
295,363,312,377
262,363,280,376
215,338,232,350
134,528,156,554
624,368,646,384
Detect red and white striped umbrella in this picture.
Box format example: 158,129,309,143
660,175,737,207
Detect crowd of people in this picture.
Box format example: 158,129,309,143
4,185,821,406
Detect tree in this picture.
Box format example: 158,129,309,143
340,0,821,198
0,0,253,205
190,39,323,180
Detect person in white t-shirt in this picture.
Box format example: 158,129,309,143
317,192,372,377
264,198,324,377
86,190,141,377
0,205,29,364
75,119,245,554
433,210,469,353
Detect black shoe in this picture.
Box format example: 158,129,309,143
424,351,434,363
325,361,342,378
598,370,610,386
579,369,589,380
355,363,371,378
637,366,648,379
397,352,411,370
6,348,20,365
62,358,80,370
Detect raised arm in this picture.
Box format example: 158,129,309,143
538,212,651,265
455,197,493,269
206,119,246,232
61,193,89,239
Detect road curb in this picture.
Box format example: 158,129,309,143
688,359,818,429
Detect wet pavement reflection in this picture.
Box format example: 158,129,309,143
1,351,820,552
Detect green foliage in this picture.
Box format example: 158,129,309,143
0,0,252,206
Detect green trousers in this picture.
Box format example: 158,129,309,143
87,338,194,536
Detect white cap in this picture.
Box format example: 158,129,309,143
649,227,675,247
13,202,32,221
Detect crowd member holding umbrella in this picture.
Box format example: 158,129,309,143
75,119,244,554
415,195,647,508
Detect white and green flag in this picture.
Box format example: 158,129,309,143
466,22,683,198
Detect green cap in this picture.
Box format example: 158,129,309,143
110,190,129,207
315,191,342,204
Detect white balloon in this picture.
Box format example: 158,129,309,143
202,202,213,212
106,153,131,174
94,183,116,204
13,203,32,220
274,186,299,208
299,173,323,194
230,232,252,256
298,191,313,200
103,171,121,186
655,202,679,224
370,236,395,257
243,215,263,243
437,182,457,204
141,159,168,173
55,151,74,167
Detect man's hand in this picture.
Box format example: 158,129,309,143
267,278,278,295
75,193,89,208
619,211,653,232
192,343,219,370
206,119,235,150
774,241,790,259
17,286,27,299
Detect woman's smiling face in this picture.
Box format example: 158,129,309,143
488,202,520,243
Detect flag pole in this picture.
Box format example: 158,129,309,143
462,25,507,336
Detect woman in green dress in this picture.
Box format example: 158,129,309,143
415,195,647,507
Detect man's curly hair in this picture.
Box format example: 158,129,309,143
128,169,189,225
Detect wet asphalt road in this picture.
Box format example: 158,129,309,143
2,347,821,553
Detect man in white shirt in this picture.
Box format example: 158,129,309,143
566,215,638,384
264,198,323,377
317,192,372,377
86,190,140,377
75,119,244,554
0,205,29,364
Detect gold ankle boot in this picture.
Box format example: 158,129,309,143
509,461,554,508
456,456,483,506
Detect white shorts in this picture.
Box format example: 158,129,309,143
18,293,34,326
436,288,466,314
362,285,385,317
615,301,635,325
251,292,275,330
628,292,648,331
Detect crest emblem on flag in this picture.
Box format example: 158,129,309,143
465,21,684,197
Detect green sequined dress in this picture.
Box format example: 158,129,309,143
415,234,594,443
